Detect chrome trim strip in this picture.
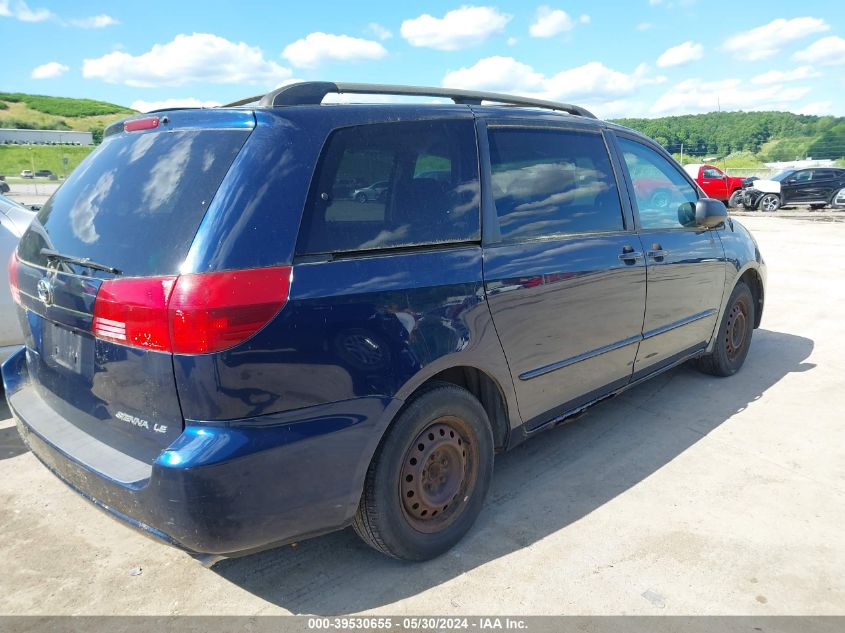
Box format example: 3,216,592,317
519,334,642,381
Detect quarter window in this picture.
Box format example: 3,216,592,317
617,137,699,229
486,127,624,241
297,120,480,255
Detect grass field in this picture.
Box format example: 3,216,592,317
0,145,94,178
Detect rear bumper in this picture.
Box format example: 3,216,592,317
2,347,400,556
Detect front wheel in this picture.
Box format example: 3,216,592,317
355,192,368,203
695,281,755,377
353,382,494,561
758,193,781,212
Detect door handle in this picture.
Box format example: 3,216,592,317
647,243,668,261
618,248,643,263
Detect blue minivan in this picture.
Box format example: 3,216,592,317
4,83,765,561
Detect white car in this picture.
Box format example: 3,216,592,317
1,195,36,363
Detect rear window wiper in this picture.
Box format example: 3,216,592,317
40,248,122,275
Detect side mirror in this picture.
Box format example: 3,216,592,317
695,198,727,228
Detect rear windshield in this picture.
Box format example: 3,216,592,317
17,128,249,277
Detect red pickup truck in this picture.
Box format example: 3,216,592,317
683,163,745,206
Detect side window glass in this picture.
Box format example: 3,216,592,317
794,170,812,182
702,167,721,178
298,120,480,255
486,127,624,241
618,137,698,229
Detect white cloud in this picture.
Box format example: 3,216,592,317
367,22,392,40
723,17,829,61
636,22,653,31
282,32,387,68
529,6,574,38
0,0,51,21
31,61,68,79
401,6,511,51
750,66,819,85
442,56,666,117
82,33,292,87
506,36,518,46
579,14,590,24
796,101,833,116
793,36,845,66
130,98,222,113
69,14,118,28
651,78,811,115
656,41,703,67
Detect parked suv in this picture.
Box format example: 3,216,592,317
742,167,845,211
3,82,765,562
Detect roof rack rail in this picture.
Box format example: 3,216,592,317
220,81,596,119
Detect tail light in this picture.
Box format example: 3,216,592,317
8,252,21,305
92,267,291,354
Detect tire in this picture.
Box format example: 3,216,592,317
353,382,494,561
758,193,780,212
695,282,755,377
355,192,368,203
833,188,845,209
727,190,743,209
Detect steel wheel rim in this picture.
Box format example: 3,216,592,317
399,416,478,534
725,297,749,362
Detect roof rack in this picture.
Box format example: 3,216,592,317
221,81,596,119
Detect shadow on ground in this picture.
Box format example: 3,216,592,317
211,328,814,614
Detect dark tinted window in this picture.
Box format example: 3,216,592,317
617,137,698,229
486,127,623,241
18,128,249,276
813,170,835,180
297,120,479,255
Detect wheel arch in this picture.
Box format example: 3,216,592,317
738,267,764,328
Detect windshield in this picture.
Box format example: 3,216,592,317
771,170,796,182
17,128,249,277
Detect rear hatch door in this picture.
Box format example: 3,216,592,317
13,110,254,464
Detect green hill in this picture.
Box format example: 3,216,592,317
0,92,135,140
612,111,845,164
0,92,136,177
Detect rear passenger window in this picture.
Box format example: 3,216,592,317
297,120,480,255
486,127,624,241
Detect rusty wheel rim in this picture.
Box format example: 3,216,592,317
400,417,478,534
725,296,749,362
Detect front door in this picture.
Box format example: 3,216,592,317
781,169,814,203
480,123,646,428
614,135,727,378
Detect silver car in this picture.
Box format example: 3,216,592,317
1,195,36,363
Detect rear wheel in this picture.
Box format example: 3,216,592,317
695,281,755,377
353,382,494,561
727,190,743,208
758,193,780,212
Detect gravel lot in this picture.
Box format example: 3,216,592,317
0,214,842,616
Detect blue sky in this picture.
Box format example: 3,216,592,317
2,0,844,118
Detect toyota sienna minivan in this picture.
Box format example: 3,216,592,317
4,82,765,561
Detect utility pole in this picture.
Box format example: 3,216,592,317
680,142,684,165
